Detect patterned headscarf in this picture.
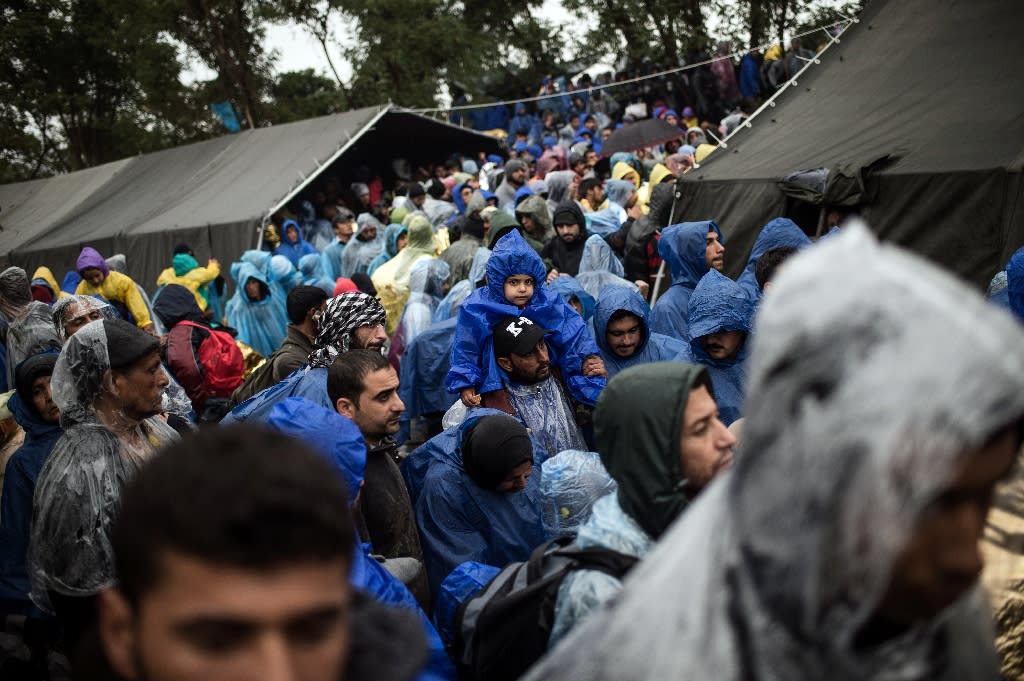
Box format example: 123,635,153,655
307,292,386,368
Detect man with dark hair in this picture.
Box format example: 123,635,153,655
542,201,588,277
495,160,528,209
407,182,427,211
29,320,178,659
230,285,327,407
322,208,357,282
578,178,605,213
328,350,425,594
97,425,429,681
593,286,685,378
547,361,735,647
754,246,798,292
482,316,590,457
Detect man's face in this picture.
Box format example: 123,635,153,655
584,117,598,132
555,221,581,244
495,460,533,493
64,302,105,339
30,374,60,424
584,151,598,168
700,330,745,361
590,185,605,205
605,313,643,358
665,114,679,127
460,186,473,205
509,167,527,185
572,160,588,176
519,214,537,236
110,352,169,421
99,551,351,681
286,226,300,244
396,233,408,251
81,267,105,288
342,367,405,441
678,384,735,494
358,226,376,242
705,230,725,271
875,428,1019,625
498,339,551,385
244,279,264,302
333,220,354,244
351,323,387,351
411,194,426,208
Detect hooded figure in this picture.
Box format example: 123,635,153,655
515,195,556,245
155,252,220,311
547,275,596,321
225,260,288,358
105,254,165,335
74,249,154,331
675,270,752,425
270,255,303,293
0,266,34,324
388,259,450,372
587,180,634,237
6,301,62,388
435,246,489,324
273,219,318,268
625,182,675,284
594,286,685,379
547,361,712,647
401,409,548,595
341,214,385,278
575,234,638,300
266,398,457,681
298,253,334,295
30,266,68,304
736,217,811,302
650,221,723,339
372,216,437,336
447,230,605,406
367,224,409,277
611,160,641,188
442,216,486,286
223,292,387,425
494,159,528,208
545,170,576,217
29,321,178,615
51,295,117,344
543,201,589,277
525,225,1024,681
0,353,63,615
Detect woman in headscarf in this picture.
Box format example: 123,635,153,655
225,259,288,358
372,216,437,336
367,224,409,277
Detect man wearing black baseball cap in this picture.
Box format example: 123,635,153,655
482,315,589,457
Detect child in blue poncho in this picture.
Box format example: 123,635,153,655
445,230,606,408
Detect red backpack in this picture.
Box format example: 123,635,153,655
178,321,245,396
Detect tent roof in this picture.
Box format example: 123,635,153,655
685,0,1024,183
0,105,502,256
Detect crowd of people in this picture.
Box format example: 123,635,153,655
0,123,1023,681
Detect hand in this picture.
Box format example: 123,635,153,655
546,268,560,284
208,258,220,267
635,280,650,298
143,323,157,337
582,355,607,378
460,388,481,407
627,203,643,220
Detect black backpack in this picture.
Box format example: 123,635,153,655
452,536,638,681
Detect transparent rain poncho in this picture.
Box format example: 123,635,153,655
28,321,179,610
51,294,118,343
7,301,61,378
575,235,637,301
539,449,616,539
524,224,1024,681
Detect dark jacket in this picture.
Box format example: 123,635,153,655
0,392,62,614
154,285,209,413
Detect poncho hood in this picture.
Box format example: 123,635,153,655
685,269,752,356
172,253,200,277
658,221,721,287
593,285,652,357
486,230,547,302
76,247,109,277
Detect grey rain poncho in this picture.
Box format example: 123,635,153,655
524,224,1024,681
28,321,178,610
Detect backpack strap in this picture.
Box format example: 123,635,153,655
526,536,575,582
555,546,639,580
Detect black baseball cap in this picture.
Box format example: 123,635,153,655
493,316,551,358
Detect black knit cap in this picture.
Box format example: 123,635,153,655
104,319,159,369
14,353,58,405
407,182,426,198
462,414,534,490
173,243,194,256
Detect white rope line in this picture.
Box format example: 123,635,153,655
408,16,858,114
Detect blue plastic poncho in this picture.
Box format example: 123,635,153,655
434,561,501,647
446,230,605,406
341,214,385,278
225,261,288,358
400,408,548,595
674,269,752,426
650,220,722,339
221,366,329,426
0,387,63,614
547,275,595,321
270,255,303,293
399,317,459,430
265,398,457,681
736,217,811,303
586,180,633,237
1006,246,1024,323
274,220,318,267
594,286,685,379
321,239,346,282
367,224,409,277
575,234,637,300
298,253,334,295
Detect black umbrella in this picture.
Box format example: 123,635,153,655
601,118,685,158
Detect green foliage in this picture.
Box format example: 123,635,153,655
266,69,345,123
